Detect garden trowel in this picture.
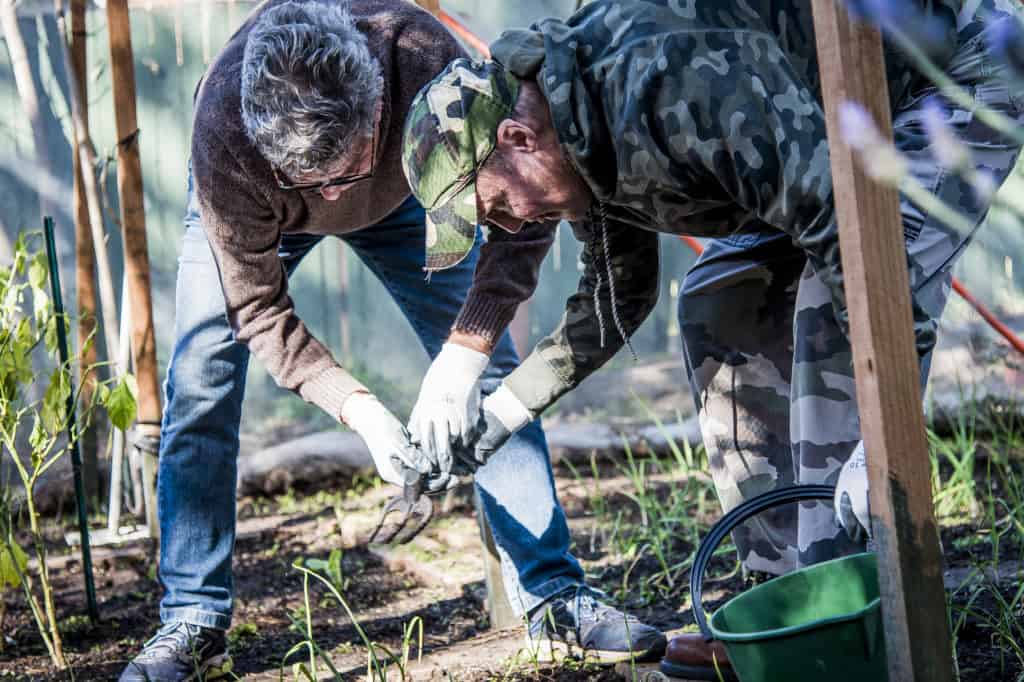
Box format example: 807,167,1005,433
367,465,434,545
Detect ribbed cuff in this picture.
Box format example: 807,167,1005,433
298,366,370,422
452,294,519,347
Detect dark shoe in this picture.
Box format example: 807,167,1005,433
119,622,232,681
526,585,667,664
660,632,738,681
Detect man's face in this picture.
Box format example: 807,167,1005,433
474,118,593,233
278,99,382,201
286,133,375,201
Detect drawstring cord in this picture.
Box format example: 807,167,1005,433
590,203,637,361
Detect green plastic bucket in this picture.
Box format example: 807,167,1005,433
690,485,889,682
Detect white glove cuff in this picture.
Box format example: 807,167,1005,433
437,342,490,378
340,391,378,430
486,384,533,433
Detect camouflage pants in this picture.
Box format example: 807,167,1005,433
679,16,1024,575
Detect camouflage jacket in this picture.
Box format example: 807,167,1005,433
497,0,961,416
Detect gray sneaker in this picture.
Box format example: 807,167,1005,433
119,622,232,681
526,585,666,664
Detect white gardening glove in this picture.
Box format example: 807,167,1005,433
453,384,532,474
835,440,871,542
342,392,435,488
408,342,490,479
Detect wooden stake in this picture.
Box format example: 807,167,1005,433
105,0,163,449
54,2,121,373
70,0,99,502
809,3,955,681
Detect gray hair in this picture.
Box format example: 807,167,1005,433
240,1,383,179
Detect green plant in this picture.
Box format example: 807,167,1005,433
0,232,136,669
300,548,350,593
282,557,425,681
227,622,259,646
929,411,981,522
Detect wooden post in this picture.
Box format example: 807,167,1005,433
809,3,955,682
106,0,163,513
70,0,99,503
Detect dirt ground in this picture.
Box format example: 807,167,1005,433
0,452,1021,681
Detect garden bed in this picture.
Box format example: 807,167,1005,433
0,417,1022,680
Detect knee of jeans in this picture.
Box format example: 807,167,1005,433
166,340,247,404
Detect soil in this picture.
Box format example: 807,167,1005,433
0,452,1020,681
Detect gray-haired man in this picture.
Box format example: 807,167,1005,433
120,1,663,679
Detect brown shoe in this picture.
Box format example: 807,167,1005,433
660,632,737,681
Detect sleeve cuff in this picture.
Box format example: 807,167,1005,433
452,294,519,347
503,349,573,417
298,366,370,422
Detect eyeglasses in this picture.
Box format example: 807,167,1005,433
274,124,378,195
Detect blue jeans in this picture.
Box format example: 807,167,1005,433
158,191,583,629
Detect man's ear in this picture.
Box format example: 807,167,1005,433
495,118,538,153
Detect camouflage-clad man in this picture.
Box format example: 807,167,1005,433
400,0,1024,678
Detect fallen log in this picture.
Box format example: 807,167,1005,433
237,417,705,496
237,430,372,496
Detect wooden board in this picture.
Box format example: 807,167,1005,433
808,3,955,681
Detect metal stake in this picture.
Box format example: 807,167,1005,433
43,216,99,623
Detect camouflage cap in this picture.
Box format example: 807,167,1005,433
402,58,521,271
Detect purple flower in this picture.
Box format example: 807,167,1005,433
921,98,968,170
969,169,998,203
839,101,908,185
839,101,881,151
987,15,1024,79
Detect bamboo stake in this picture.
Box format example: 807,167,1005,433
54,2,121,372
70,0,100,502
105,0,163,461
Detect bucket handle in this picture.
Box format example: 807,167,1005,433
690,484,836,641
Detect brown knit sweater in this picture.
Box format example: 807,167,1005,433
190,0,543,421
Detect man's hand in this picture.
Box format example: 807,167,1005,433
342,392,437,488
453,384,532,474
408,341,490,479
835,441,871,543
